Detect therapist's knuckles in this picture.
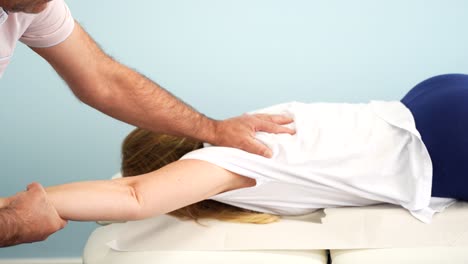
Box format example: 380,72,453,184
213,115,276,157
251,115,295,135
254,113,292,124
14,183,66,242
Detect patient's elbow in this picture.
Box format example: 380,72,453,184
125,184,160,221
124,184,144,220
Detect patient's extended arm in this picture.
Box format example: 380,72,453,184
41,159,239,221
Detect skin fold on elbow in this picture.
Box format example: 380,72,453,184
125,183,147,220
122,181,162,221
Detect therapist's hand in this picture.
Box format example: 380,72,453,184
213,114,295,158
0,182,67,247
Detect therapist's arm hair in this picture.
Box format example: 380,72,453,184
30,22,294,158
0,208,21,247
0,183,67,247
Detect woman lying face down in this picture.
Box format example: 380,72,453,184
2,74,467,226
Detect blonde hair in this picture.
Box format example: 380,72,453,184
121,128,279,224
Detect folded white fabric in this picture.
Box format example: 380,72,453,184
106,201,468,251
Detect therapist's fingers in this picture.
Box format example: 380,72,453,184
19,182,67,239
212,114,297,158
1,182,67,246
26,182,68,229
251,114,296,135
253,114,295,127
245,137,274,158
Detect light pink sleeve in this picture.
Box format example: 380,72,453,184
20,0,75,48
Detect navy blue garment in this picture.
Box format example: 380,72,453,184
401,74,468,200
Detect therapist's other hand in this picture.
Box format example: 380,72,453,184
214,114,295,158
5,182,67,245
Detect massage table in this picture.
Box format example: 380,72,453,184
83,203,468,264
83,174,468,263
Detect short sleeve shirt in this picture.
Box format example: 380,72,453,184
0,0,74,78
181,101,455,223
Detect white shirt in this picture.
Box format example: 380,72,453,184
181,101,455,223
0,0,74,78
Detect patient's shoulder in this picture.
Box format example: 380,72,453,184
176,159,255,193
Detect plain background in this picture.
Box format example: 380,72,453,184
1,0,467,258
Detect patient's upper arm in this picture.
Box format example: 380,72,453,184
117,159,240,219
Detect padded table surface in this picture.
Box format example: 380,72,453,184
84,202,468,263
83,221,328,264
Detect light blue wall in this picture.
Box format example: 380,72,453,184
1,0,468,258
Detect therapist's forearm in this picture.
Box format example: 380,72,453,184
33,23,218,144
86,62,217,142
33,23,294,158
